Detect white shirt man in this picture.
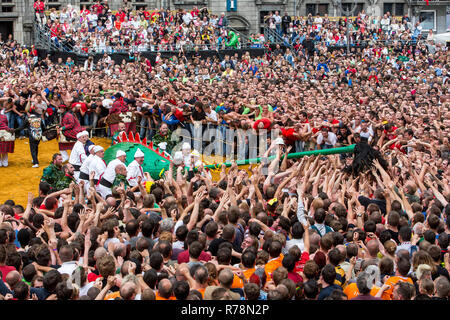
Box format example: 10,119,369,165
97,150,127,198
79,145,95,193
88,145,106,193
317,128,337,148
127,148,147,187
87,12,98,27
69,130,89,182
182,11,193,25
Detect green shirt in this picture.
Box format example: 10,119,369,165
54,174,76,191
41,164,64,190
112,174,130,191
152,131,175,154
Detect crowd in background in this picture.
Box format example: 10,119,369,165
33,0,435,55
34,1,240,53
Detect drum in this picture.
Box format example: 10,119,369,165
58,133,76,151
0,130,15,153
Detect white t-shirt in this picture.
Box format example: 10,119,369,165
317,132,337,146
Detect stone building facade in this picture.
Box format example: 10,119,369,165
1,0,449,46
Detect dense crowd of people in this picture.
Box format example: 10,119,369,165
35,1,242,54
34,1,434,55
263,10,428,49
0,5,449,301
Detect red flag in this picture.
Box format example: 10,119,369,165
425,0,429,5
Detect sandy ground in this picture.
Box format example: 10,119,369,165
0,137,252,206
0,137,111,206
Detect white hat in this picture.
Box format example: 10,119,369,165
88,145,95,152
182,142,191,150
116,150,126,158
76,131,89,139
173,151,183,165
93,146,104,153
134,148,145,158
191,149,200,158
158,142,167,151
275,137,285,145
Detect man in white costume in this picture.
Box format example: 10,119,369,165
126,148,147,188
88,145,106,193
68,130,89,182
79,144,96,193
97,150,127,198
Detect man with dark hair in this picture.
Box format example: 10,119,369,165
392,281,416,300
178,230,211,264
173,280,190,300
428,245,450,280
311,209,333,237
303,279,319,300
396,226,415,255
318,264,342,300
54,163,76,191
285,222,305,252
13,281,30,300
265,240,283,282
30,269,62,300
378,257,413,300
243,282,260,300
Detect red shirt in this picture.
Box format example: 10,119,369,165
91,4,103,15
253,118,272,130
177,250,211,264
115,11,126,22
33,1,45,13
288,271,303,285
174,109,185,122
87,271,102,283
72,102,88,113
0,265,16,280
293,252,310,273
280,127,300,145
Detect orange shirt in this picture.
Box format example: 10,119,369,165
104,291,120,300
381,276,413,300
231,274,244,289
343,282,380,300
155,292,176,300
265,254,284,282
243,267,256,280
197,288,206,298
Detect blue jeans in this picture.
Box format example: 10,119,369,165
83,113,92,127
140,117,148,138
276,24,282,36
10,113,25,137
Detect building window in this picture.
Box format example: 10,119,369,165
1,6,12,12
384,3,404,16
341,3,363,16
306,4,329,16
420,10,436,31
383,3,393,15
395,3,404,16
48,4,61,10
306,4,316,16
